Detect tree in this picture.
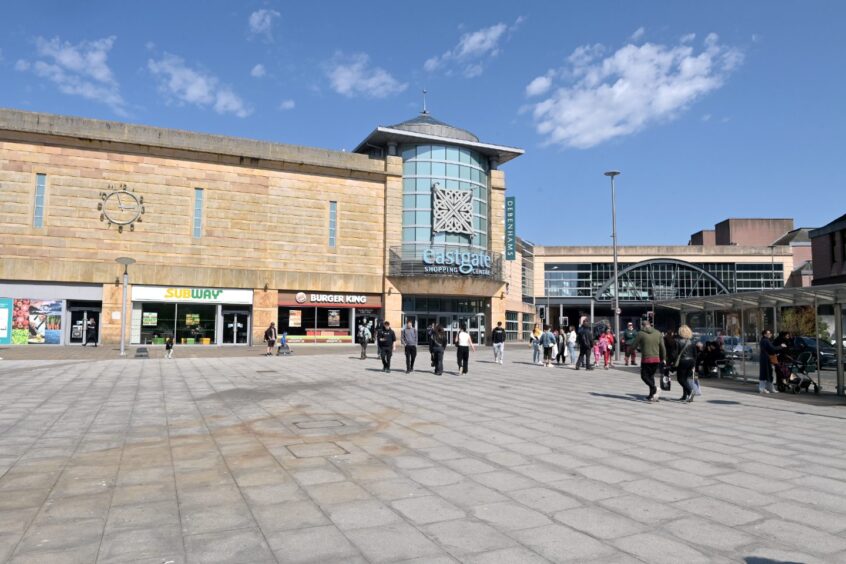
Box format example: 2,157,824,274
779,306,830,340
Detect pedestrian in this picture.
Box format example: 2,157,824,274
358,322,372,360
431,324,447,375
566,326,577,365
633,318,666,401
598,331,610,368
401,319,418,373
491,321,506,364
759,329,785,394
672,325,698,402
455,323,476,374
663,329,677,380
84,316,98,347
540,325,556,367
377,321,397,373
531,323,542,365
264,322,277,356
165,336,174,359
575,319,594,370
555,330,566,364
622,322,638,366
604,328,615,367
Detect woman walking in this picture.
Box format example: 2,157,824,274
264,322,277,356
431,324,447,375
566,326,577,366
455,323,476,375
673,325,698,402
759,329,785,394
531,323,542,365
555,330,566,364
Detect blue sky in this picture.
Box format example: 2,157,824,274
2,1,843,245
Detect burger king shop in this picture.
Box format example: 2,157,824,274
278,291,383,344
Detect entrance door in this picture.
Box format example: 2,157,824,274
68,309,100,345
222,311,250,344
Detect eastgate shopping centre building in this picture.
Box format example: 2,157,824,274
0,108,801,348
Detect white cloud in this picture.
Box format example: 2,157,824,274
424,17,521,78
251,63,266,78
525,33,743,149
15,36,126,115
701,113,712,122
631,27,645,41
147,53,252,117
278,99,295,110
248,9,280,41
325,53,407,98
525,74,552,97
681,33,696,44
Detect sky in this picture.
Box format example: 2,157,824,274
1,1,844,246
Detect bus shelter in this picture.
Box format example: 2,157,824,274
654,283,846,396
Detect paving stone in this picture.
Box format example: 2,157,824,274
744,519,846,554
407,466,464,487
361,478,431,501
599,494,684,524
442,457,497,474
471,501,552,531
305,480,372,505
613,532,711,564
391,495,465,524
345,522,443,563
96,526,183,562
325,499,402,530
763,501,846,533
552,506,646,539
184,527,275,564
512,523,617,562
432,480,508,508
267,524,361,562
674,496,763,526
424,519,516,555
508,487,582,514
180,502,256,535
664,516,755,551
251,500,329,532
463,546,551,564
472,470,538,492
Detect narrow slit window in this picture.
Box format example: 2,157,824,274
328,201,337,248
33,173,46,227
193,188,204,238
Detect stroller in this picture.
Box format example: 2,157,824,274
276,333,293,356
777,351,820,394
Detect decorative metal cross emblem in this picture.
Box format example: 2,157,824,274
432,184,473,236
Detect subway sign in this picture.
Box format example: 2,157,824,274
422,248,493,276
132,285,253,304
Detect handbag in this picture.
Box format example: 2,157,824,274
768,353,779,366
660,374,672,391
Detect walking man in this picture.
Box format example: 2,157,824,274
575,319,594,370
264,322,277,356
633,318,666,401
401,319,418,373
376,321,397,373
358,322,371,360
84,316,98,347
622,322,638,366
491,321,506,364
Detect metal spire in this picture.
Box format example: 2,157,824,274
422,89,428,115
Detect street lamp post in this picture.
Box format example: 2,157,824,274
604,171,621,361
115,257,136,356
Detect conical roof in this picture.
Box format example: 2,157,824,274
388,112,479,143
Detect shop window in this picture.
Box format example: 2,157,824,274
139,302,177,345
33,173,46,228
329,201,337,248
176,303,216,345
193,188,204,238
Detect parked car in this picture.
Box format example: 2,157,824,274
722,336,753,360
793,336,841,369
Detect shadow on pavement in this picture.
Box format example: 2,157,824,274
589,392,646,402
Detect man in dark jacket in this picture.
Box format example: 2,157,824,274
491,321,506,364
633,320,666,401
622,322,638,365
575,319,594,370
376,321,397,373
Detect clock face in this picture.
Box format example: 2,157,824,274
98,185,145,231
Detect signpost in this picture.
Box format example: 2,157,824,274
505,197,516,260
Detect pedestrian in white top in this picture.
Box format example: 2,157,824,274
455,323,476,375
566,326,577,365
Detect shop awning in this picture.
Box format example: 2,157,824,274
653,283,846,311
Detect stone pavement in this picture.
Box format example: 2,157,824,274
0,352,845,564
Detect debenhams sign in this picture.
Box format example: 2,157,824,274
422,248,493,276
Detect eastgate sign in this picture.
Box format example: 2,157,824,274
422,248,493,276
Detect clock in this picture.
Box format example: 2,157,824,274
98,184,145,232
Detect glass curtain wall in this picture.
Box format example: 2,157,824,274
401,144,488,255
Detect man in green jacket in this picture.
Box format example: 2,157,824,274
621,322,638,366
633,319,666,401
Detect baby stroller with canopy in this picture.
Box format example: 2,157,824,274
777,351,820,394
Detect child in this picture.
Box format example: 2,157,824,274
593,339,601,367
603,329,614,368
165,337,174,359
598,333,609,368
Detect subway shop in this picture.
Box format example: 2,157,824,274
130,286,254,345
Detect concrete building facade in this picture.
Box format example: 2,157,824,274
0,108,523,347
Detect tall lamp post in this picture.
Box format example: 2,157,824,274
604,171,621,361
115,257,135,356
